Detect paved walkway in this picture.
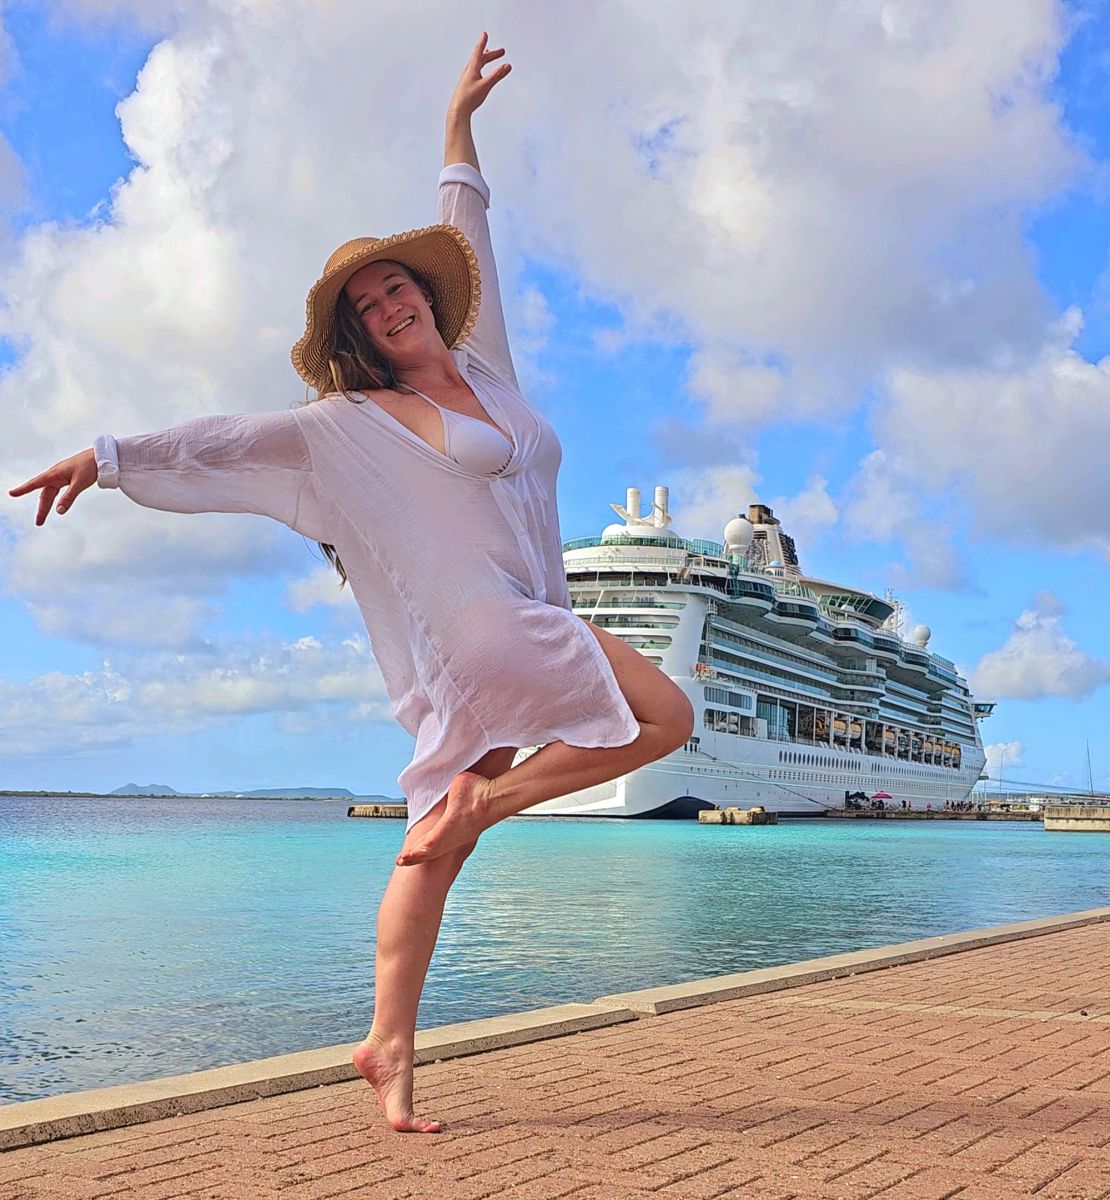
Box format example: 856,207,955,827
3,923,1110,1200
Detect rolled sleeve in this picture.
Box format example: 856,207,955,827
93,433,121,489
439,162,491,206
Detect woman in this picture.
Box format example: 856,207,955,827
9,34,694,1133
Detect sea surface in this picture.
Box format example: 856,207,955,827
2,794,1108,1103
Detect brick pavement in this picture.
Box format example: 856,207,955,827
2,923,1110,1199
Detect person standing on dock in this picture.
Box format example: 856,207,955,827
8,34,694,1134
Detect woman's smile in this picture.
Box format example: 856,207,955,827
386,315,416,337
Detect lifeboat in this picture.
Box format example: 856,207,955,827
832,717,848,740
849,720,863,740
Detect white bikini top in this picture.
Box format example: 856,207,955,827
400,385,514,476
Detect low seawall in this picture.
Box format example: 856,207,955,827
1044,804,1110,832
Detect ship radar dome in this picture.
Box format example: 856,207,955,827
913,624,932,648
723,515,754,554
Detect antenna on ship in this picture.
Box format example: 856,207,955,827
882,587,904,637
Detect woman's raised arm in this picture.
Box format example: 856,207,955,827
439,33,517,384
8,408,333,544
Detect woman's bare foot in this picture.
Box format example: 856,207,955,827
352,1033,441,1133
396,770,498,867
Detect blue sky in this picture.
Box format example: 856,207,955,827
1,2,1109,798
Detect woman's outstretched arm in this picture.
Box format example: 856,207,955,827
9,408,333,544
439,33,517,384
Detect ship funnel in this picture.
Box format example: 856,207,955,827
626,487,641,525
653,486,671,529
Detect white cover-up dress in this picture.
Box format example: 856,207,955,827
93,162,641,831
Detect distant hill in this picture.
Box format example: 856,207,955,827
0,788,404,803
107,785,402,802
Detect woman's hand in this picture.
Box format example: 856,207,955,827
448,31,511,119
8,448,98,526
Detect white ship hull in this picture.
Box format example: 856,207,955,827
515,488,992,821
517,723,984,820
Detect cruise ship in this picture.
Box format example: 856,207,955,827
517,486,993,818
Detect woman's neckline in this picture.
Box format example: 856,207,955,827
396,381,514,448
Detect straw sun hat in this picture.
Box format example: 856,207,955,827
291,224,481,388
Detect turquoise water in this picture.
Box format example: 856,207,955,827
2,795,1108,1103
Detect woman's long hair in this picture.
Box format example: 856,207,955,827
305,263,435,589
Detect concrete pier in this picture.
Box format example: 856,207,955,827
699,806,778,825
827,807,1042,821
347,803,407,819
1044,804,1110,832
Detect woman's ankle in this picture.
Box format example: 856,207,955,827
365,1025,414,1054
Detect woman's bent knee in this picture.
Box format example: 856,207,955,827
660,689,695,751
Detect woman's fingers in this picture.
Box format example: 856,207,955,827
484,63,510,93
36,485,59,527
9,448,97,526
7,471,50,497
451,33,510,116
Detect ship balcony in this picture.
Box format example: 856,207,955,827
586,613,681,630
709,633,839,683
569,595,688,610
830,625,876,651
872,633,902,656
766,597,821,639
725,576,776,608
706,656,830,700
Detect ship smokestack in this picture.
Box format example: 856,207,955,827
625,487,641,525
653,486,668,528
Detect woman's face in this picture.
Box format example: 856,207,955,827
343,260,437,365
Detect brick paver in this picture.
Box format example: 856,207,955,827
3,924,1110,1199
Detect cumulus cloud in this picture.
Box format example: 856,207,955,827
875,313,1110,556
285,564,362,614
983,740,1024,781
0,631,391,758
769,475,838,552
971,592,1110,700
0,0,1096,653
667,464,760,542
843,450,970,590
508,0,1077,386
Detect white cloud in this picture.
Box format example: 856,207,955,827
0,0,1094,654
983,740,1024,780
971,592,1110,700
843,450,969,590
0,631,391,758
668,464,760,542
769,475,838,552
285,565,362,614
875,314,1110,556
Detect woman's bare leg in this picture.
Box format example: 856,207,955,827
397,622,695,866
353,745,517,1133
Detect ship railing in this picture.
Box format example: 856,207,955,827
708,658,829,698
562,534,726,557
571,596,687,610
